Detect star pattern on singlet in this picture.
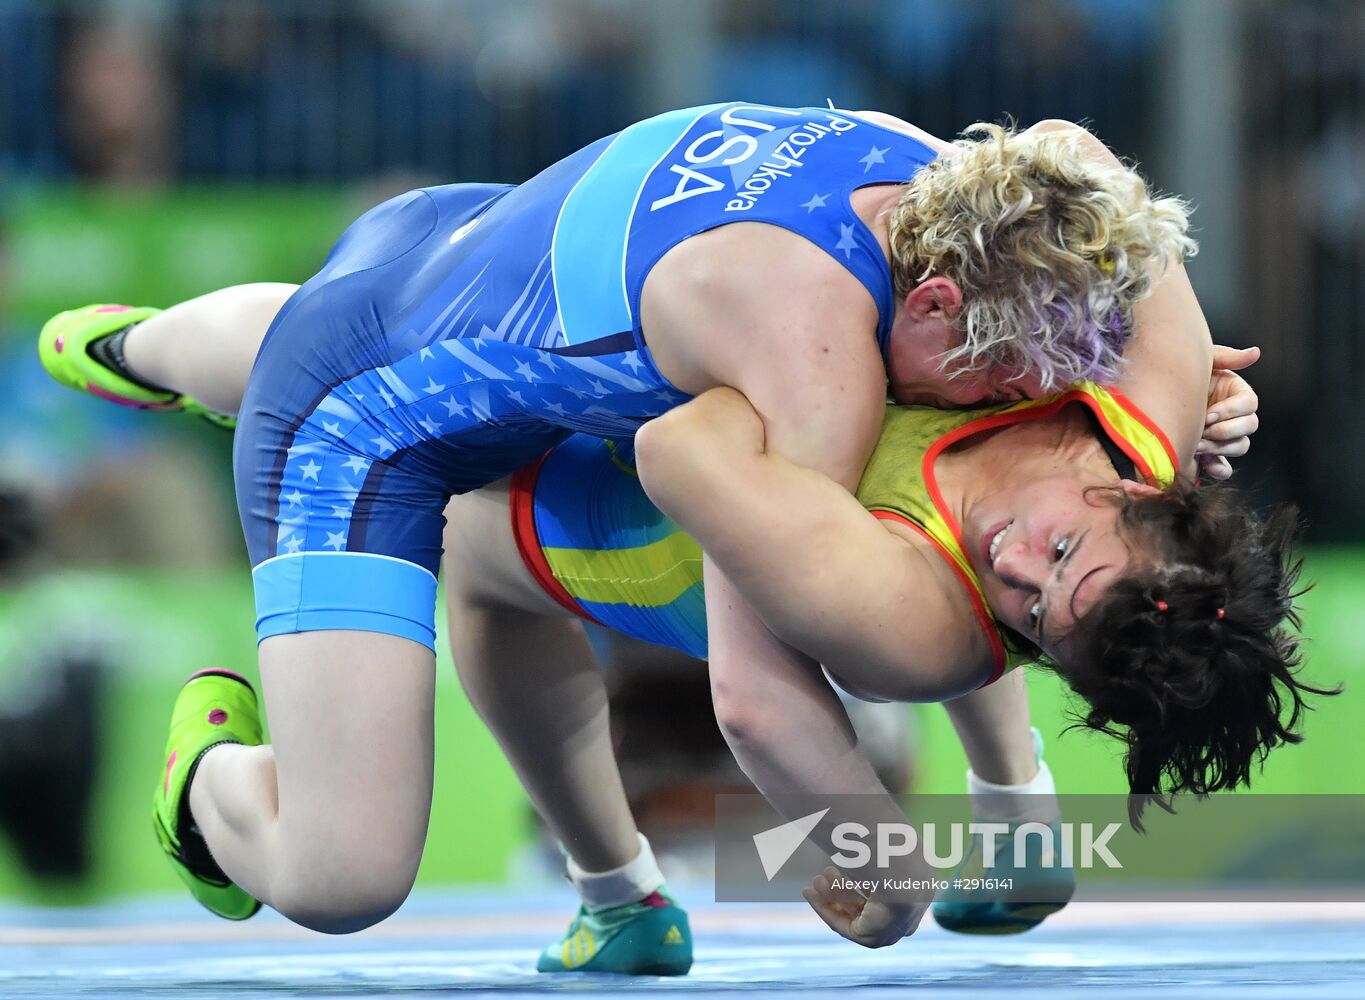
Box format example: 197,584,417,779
268,335,688,559
835,223,860,259
859,145,889,171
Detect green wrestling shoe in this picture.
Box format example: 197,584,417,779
932,817,1076,935
38,304,236,429
537,889,693,976
152,669,262,920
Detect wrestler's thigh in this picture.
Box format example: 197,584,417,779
258,629,435,883
443,480,570,619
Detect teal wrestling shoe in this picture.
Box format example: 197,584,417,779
933,731,1075,935
932,816,1076,935
537,889,692,976
152,669,262,920
38,304,235,429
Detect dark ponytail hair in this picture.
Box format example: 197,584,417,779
1062,480,1339,826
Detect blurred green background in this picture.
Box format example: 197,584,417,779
2,0,1363,905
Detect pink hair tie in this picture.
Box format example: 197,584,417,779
1216,607,1225,620
1155,600,1169,613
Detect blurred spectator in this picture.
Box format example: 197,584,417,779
1241,0,1365,537
61,18,175,187
870,0,1157,152
0,2,64,175
710,0,875,109
0,486,102,884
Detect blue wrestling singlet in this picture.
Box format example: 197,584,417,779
509,437,708,661
237,102,939,648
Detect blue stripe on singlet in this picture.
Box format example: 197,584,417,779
254,551,439,649
551,105,722,346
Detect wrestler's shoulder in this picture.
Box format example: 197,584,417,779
849,110,952,154
648,221,873,316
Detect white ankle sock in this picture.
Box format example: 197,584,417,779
966,729,1060,825
565,833,665,909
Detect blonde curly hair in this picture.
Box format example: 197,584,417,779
888,122,1197,388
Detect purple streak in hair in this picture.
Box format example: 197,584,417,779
1037,297,1126,385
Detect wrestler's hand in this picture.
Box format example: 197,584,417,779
1199,345,1261,481
802,866,927,948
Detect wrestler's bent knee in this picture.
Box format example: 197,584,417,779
271,855,420,935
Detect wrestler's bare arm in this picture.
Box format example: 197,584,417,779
1024,120,1214,470
636,387,994,702
638,226,935,944
639,222,901,695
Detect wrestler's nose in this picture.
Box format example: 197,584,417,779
994,539,1045,588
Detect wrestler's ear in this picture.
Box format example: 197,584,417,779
1118,479,1163,498
903,276,962,321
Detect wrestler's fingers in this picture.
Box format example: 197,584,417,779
803,882,867,943
1197,435,1251,458
849,898,923,948
802,887,856,937
1201,413,1259,441
1210,344,1261,371
802,891,909,949
809,867,868,909
1206,391,1259,424
1199,455,1234,480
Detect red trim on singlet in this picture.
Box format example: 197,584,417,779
507,453,603,624
921,388,1172,570
903,387,1176,686
1098,384,1181,476
871,510,1006,687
